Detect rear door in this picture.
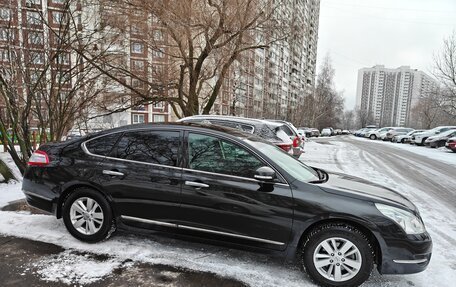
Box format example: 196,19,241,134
93,129,183,225
179,131,293,250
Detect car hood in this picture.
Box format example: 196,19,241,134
317,171,417,212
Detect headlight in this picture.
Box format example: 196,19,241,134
375,203,426,234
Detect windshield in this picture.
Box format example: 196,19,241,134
246,139,319,183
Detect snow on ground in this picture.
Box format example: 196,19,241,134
302,139,456,287
0,142,455,286
350,136,456,167
32,250,128,285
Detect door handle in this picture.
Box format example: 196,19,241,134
185,181,209,188
103,170,124,176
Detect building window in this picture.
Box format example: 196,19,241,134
26,11,41,25
0,8,12,21
52,11,64,24
28,31,43,45
30,52,44,64
153,48,164,58
132,60,145,71
0,49,9,61
153,30,163,41
152,65,164,76
132,114,145,124
131,42,144,53
52,0,66,4
0,28,14,41
153,114,165,123
26,0,41,5
154,102,164,108
57,53,70,65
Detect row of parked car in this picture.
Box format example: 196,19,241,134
353,125,456,152
178,115,306,157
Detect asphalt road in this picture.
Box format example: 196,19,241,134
339,136,456,211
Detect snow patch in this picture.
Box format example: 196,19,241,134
32,250,123,285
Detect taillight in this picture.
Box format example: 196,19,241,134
292,136,300,147
277,143,292,152
28,150,49,166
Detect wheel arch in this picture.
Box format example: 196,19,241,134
297,218,383,266
56,182,116,219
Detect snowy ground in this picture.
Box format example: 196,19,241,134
0,137,455,286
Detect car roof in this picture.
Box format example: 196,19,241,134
180,115,283,127
87,122,263,140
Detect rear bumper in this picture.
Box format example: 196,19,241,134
22,178,58,215
378,232,432,274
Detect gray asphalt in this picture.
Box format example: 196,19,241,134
340,136,456,211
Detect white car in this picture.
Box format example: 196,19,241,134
365,127,393,140
424,129,456,148
393,130,425,143
321,128,332,137
412,126,456,146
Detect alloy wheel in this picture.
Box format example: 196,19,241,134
69,197,104,235
312,237,362,282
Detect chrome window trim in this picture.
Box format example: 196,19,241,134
181,167,289,187
393,259,428,264
120,215,285,246
81,128,290,186
81,130,183,171
185,131,289,185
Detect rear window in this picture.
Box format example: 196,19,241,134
279,125,294,137
85,133,121,156
113,131,180,166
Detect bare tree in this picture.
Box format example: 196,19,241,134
84,0,290,118
0,0,110,173
302,55,344,129
434,32,456,118
355,108,373,128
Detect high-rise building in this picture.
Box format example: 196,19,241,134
211,0,320,123
356,65,438,127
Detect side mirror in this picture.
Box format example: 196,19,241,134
254,166,276,182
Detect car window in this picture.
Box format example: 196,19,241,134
279,125,294,137
240,124,255,133
188,133,264,178
85,133,121,156
113,131,180,166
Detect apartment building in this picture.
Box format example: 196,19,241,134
212,0,320,123
356,65,438,127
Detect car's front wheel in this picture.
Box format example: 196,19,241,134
369,135,376,140
62,188,115,243
301,223,374,287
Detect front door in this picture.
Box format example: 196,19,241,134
95,129,183,225
179,132,293,250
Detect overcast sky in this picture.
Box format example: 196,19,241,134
316,0,456,110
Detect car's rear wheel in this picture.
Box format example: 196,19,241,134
301,223,374,287
369,135,376,140
62,188,115,243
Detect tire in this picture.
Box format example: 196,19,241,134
419,138,428,146
301,223,374,287
369,135,376,140
62,188,116,243
401,139,405,143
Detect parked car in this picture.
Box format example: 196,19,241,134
365,127,393,140
334,129,342,135
357,127,377,137
341,129,350,135
178,115,301,158
298,127,313,138
297,129,307,142
384,128,414,141
424,129,456,148
321,128,332,137
445,137,456,152
62,130,86,141
310,128,320,137
392,130,425,143
412,126,456,146
23,123,432,287
267,119,304,155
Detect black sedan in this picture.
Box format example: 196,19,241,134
23,123,431,287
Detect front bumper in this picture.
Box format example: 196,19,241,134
378,231,432,274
